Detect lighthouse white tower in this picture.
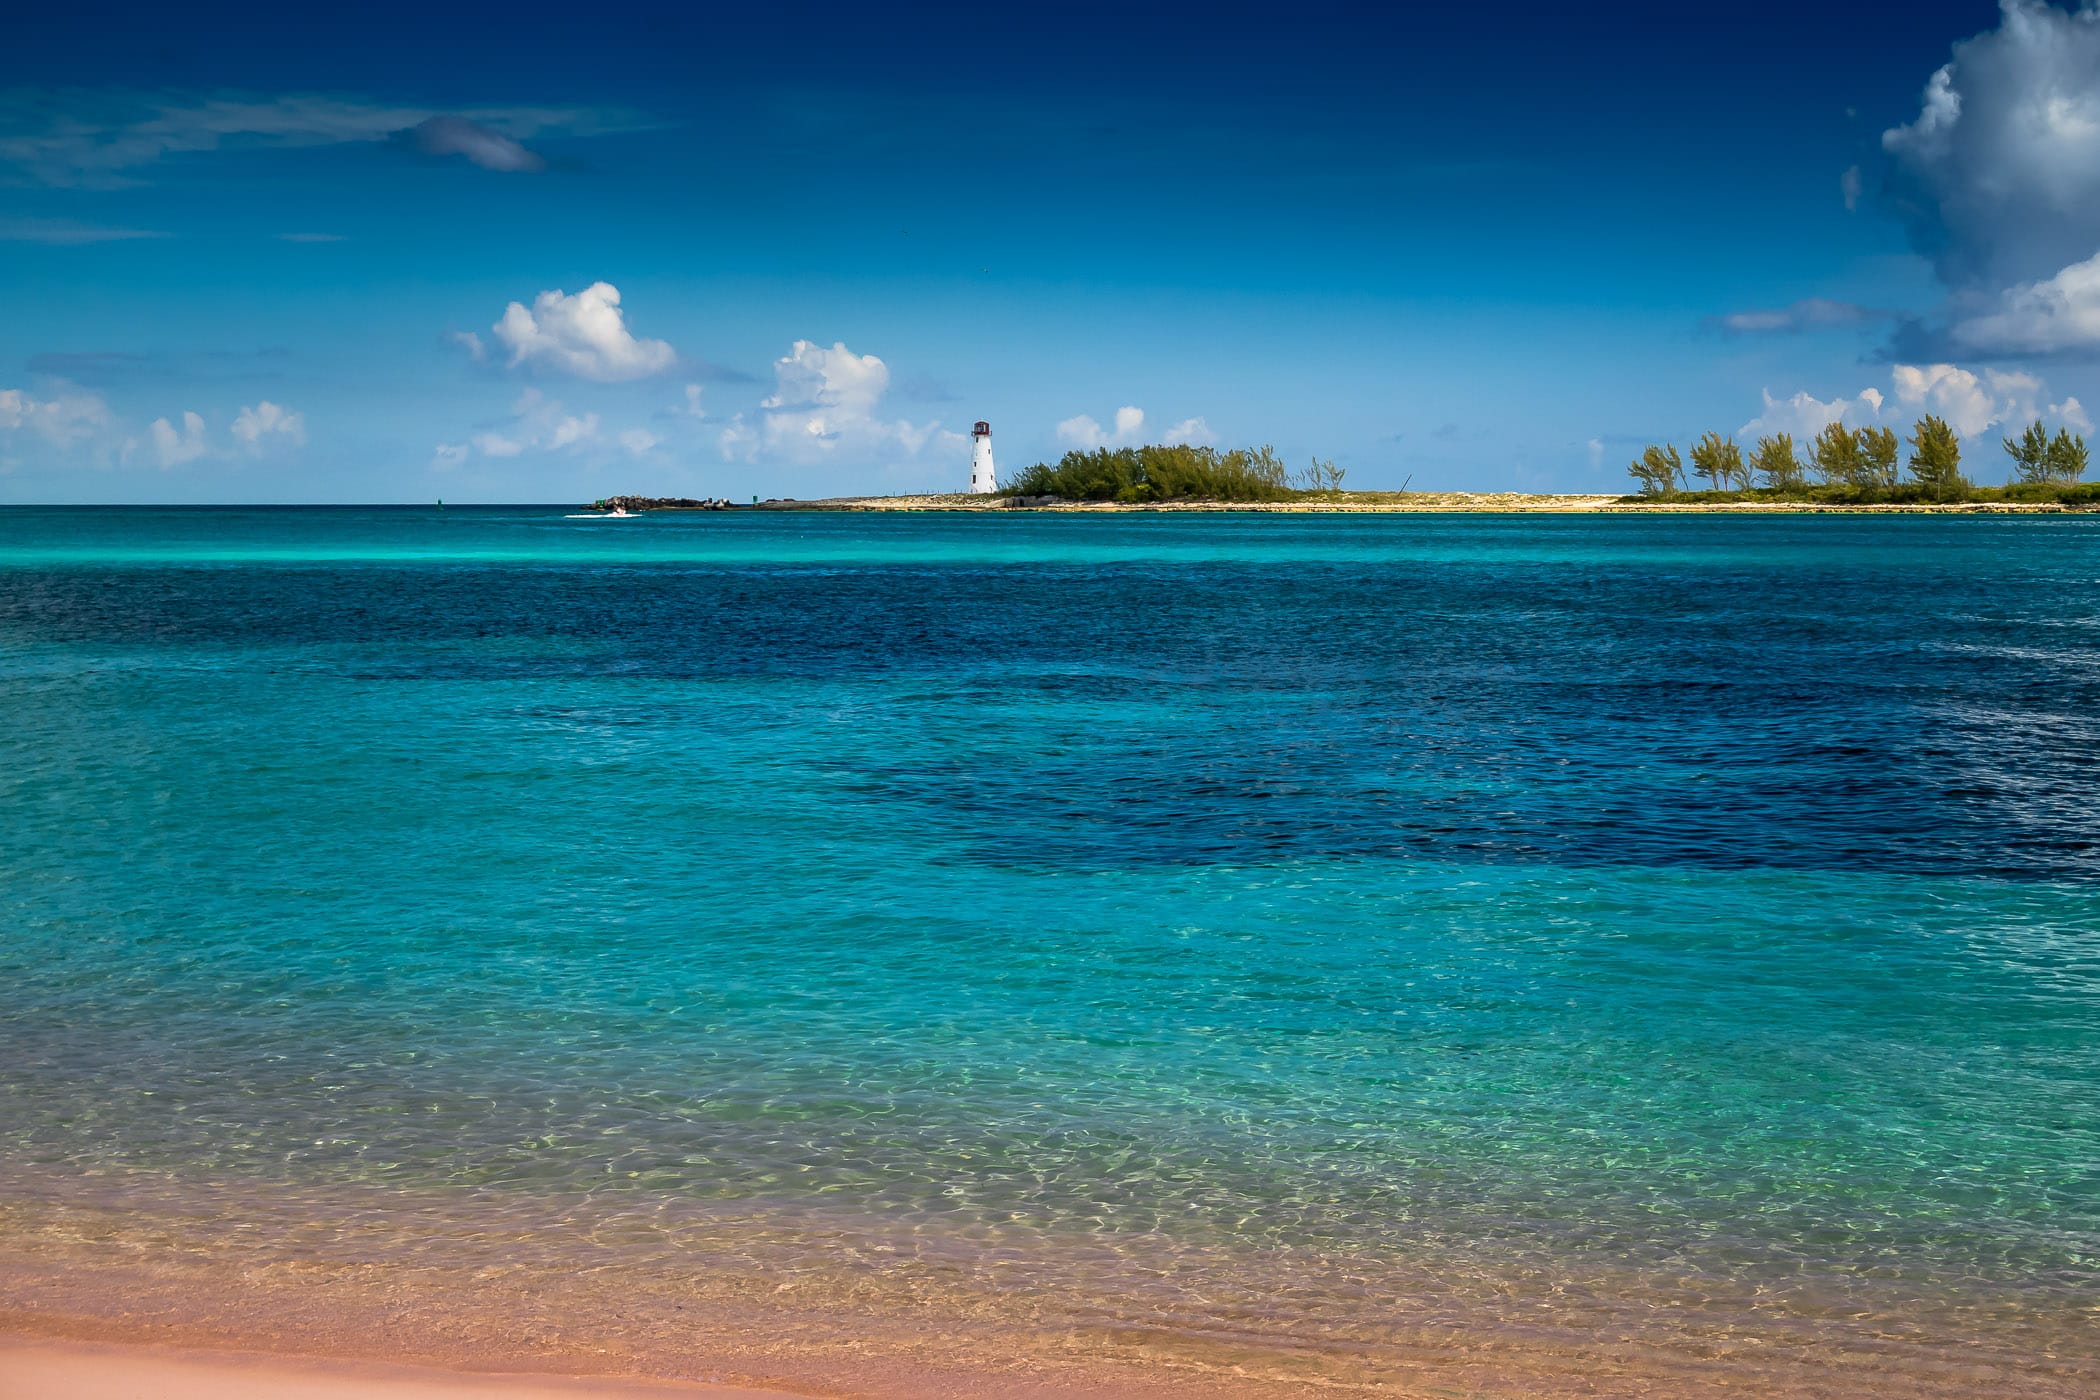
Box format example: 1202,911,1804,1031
968,420,996,494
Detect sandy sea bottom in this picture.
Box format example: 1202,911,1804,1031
6,1180,2093,1398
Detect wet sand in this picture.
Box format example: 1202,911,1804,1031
0,1337,800,1400
4,1201,2093,1400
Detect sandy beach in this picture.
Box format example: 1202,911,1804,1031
751,491,2100,514
0,1337,802,1400
4,1172,2092,1400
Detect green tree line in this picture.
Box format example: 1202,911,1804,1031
1005,444,1348,502
1628,418,2089,502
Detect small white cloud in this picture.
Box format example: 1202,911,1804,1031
716,414,758,460
1058,406,1212,449
1841,164,1863,212
277,232,345,243
148,410,207,467
2054,394,2094,432
1740,386,1884,441
1586,437,1605,468
438,388,621,465
490,282,675,381
0,384,114,447
1055,415,1102,448
448,330,487,363
892,420,938,454
619,427,659,455
547,412,598,450
1057,405,1147,449
679,383,706,418
231,400,305,451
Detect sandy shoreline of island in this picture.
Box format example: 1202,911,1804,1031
700,491,2100,514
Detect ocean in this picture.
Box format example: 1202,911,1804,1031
1,506,2095,1395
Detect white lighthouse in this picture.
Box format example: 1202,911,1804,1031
968,420,996,494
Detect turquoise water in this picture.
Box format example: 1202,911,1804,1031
2,507,2096,1382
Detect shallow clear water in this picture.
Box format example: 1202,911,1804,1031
2,507,2096,1384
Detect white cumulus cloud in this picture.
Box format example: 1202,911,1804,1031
1057,405,1146,449
231,400,306,452
1739,387,1885,442
1883,1,2100,289
3,388,307,473
1881,2,2100,354
718,339,946,465
1890,363,2047,437
1745,363,2086,446
489,282,676,382
1949,248,2100,353
435,389,629,467
0,384,114,448
148,410,208,467
1056,406,1214,449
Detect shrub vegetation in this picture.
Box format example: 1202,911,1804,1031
1627,417,2094,504
1004,444,1348,502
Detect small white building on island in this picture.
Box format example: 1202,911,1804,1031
969,420,996,494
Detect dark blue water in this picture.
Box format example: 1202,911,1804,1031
2,507,2095,1388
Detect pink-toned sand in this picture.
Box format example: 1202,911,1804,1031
0,1338,808,1400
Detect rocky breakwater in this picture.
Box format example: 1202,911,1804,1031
589,495,738,511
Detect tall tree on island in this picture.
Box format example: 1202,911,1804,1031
1628,444,1682,497
2048,427,2089,483
1689,432,1746,491
2004,421,2053,483
1857,426,1900,488
1906,415,1964,499
1751,433,1806,491
1811,421,1866,486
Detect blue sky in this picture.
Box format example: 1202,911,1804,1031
5,0,2099,501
